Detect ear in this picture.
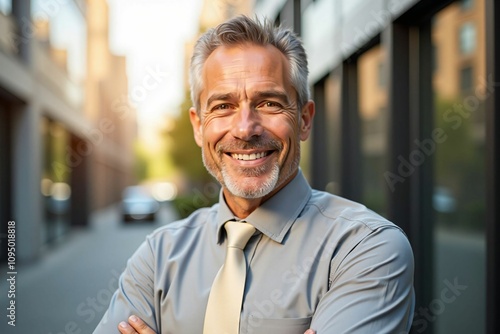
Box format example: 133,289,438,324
299,100,315,141
189,107,203,147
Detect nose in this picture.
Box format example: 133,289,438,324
230,105,263,140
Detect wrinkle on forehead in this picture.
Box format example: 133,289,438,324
200,44,293,109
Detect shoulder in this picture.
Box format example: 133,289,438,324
145,203,219,247
307,189,396,231
304,190,412,265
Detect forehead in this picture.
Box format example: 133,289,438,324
201,43,290,94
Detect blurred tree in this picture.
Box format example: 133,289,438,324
133,140,148,182
164,92,217,218
165,92,211,184
133,135,176,182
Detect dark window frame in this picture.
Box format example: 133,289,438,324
485,0,500,333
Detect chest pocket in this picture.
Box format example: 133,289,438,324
245,316,312,334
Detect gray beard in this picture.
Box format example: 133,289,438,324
221,162,280,199
201,134,301,199
201,149,280,199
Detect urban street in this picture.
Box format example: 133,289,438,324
0,203,178,334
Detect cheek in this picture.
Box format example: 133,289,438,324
264,114,300,142
202,116,232,146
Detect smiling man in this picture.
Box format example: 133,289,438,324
195,42,311,217
93,16,414,334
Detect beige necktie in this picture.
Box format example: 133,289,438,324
203,221,256,334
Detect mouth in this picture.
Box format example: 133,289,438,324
227,151,273,161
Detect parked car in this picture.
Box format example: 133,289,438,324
121,186,160,222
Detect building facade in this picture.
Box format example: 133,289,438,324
255,0,498,333
0,0,136,262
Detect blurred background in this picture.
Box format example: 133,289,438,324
0,0,499,333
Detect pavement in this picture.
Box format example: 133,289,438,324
0,202,179,334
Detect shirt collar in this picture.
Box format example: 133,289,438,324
215,170,312,244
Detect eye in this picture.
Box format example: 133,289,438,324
213,103,231,110
258,101,283,112
209,103,236,114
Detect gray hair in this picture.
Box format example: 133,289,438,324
189,15,310,113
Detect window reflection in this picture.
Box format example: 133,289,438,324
459,22,476,55
324,71,342,194
0,0,10,15
431,0,486,332
358,45,388,215
41,118,72,244
460,0,474,11
460,65,474,92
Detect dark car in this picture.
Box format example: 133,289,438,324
122,186,160,222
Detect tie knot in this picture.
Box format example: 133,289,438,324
224,221,256,249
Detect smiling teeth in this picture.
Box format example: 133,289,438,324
232,152,268,161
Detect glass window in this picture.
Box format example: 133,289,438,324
460,65,474,93
306,71,341,193
31,0,87,82
459,22,476,55
358,45,388,216
378,61,386,88
432,43,438,72
0,0,11,15
41,119,72,244
324,71,342,194
461,0,474,10
430,1,486,333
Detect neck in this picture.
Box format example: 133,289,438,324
223,194,263,219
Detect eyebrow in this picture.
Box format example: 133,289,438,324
252,90,291,105
206,93,238,109
206,90,291,109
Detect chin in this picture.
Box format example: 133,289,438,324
223,166,280,199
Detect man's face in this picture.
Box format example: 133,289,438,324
190,43,314,201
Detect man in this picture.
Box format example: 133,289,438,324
94,15,414,334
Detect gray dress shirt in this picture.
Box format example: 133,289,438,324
94,171,415,334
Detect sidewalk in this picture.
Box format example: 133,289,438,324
0,203,178,334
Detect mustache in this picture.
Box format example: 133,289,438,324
216,138,283,153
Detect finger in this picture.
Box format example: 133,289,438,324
118,321,137,334
128,315,157,333
304,330,316,334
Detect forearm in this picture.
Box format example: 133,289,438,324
93,240,158,333
310,227,415,333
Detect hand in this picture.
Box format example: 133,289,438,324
118,315,156,334
117,314,315,334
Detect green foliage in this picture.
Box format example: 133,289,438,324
172,192,219,219
165,92,212,184
133,140,149,182
164,92,221,216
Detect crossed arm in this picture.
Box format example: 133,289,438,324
99,227,414,333
117,315,316,334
